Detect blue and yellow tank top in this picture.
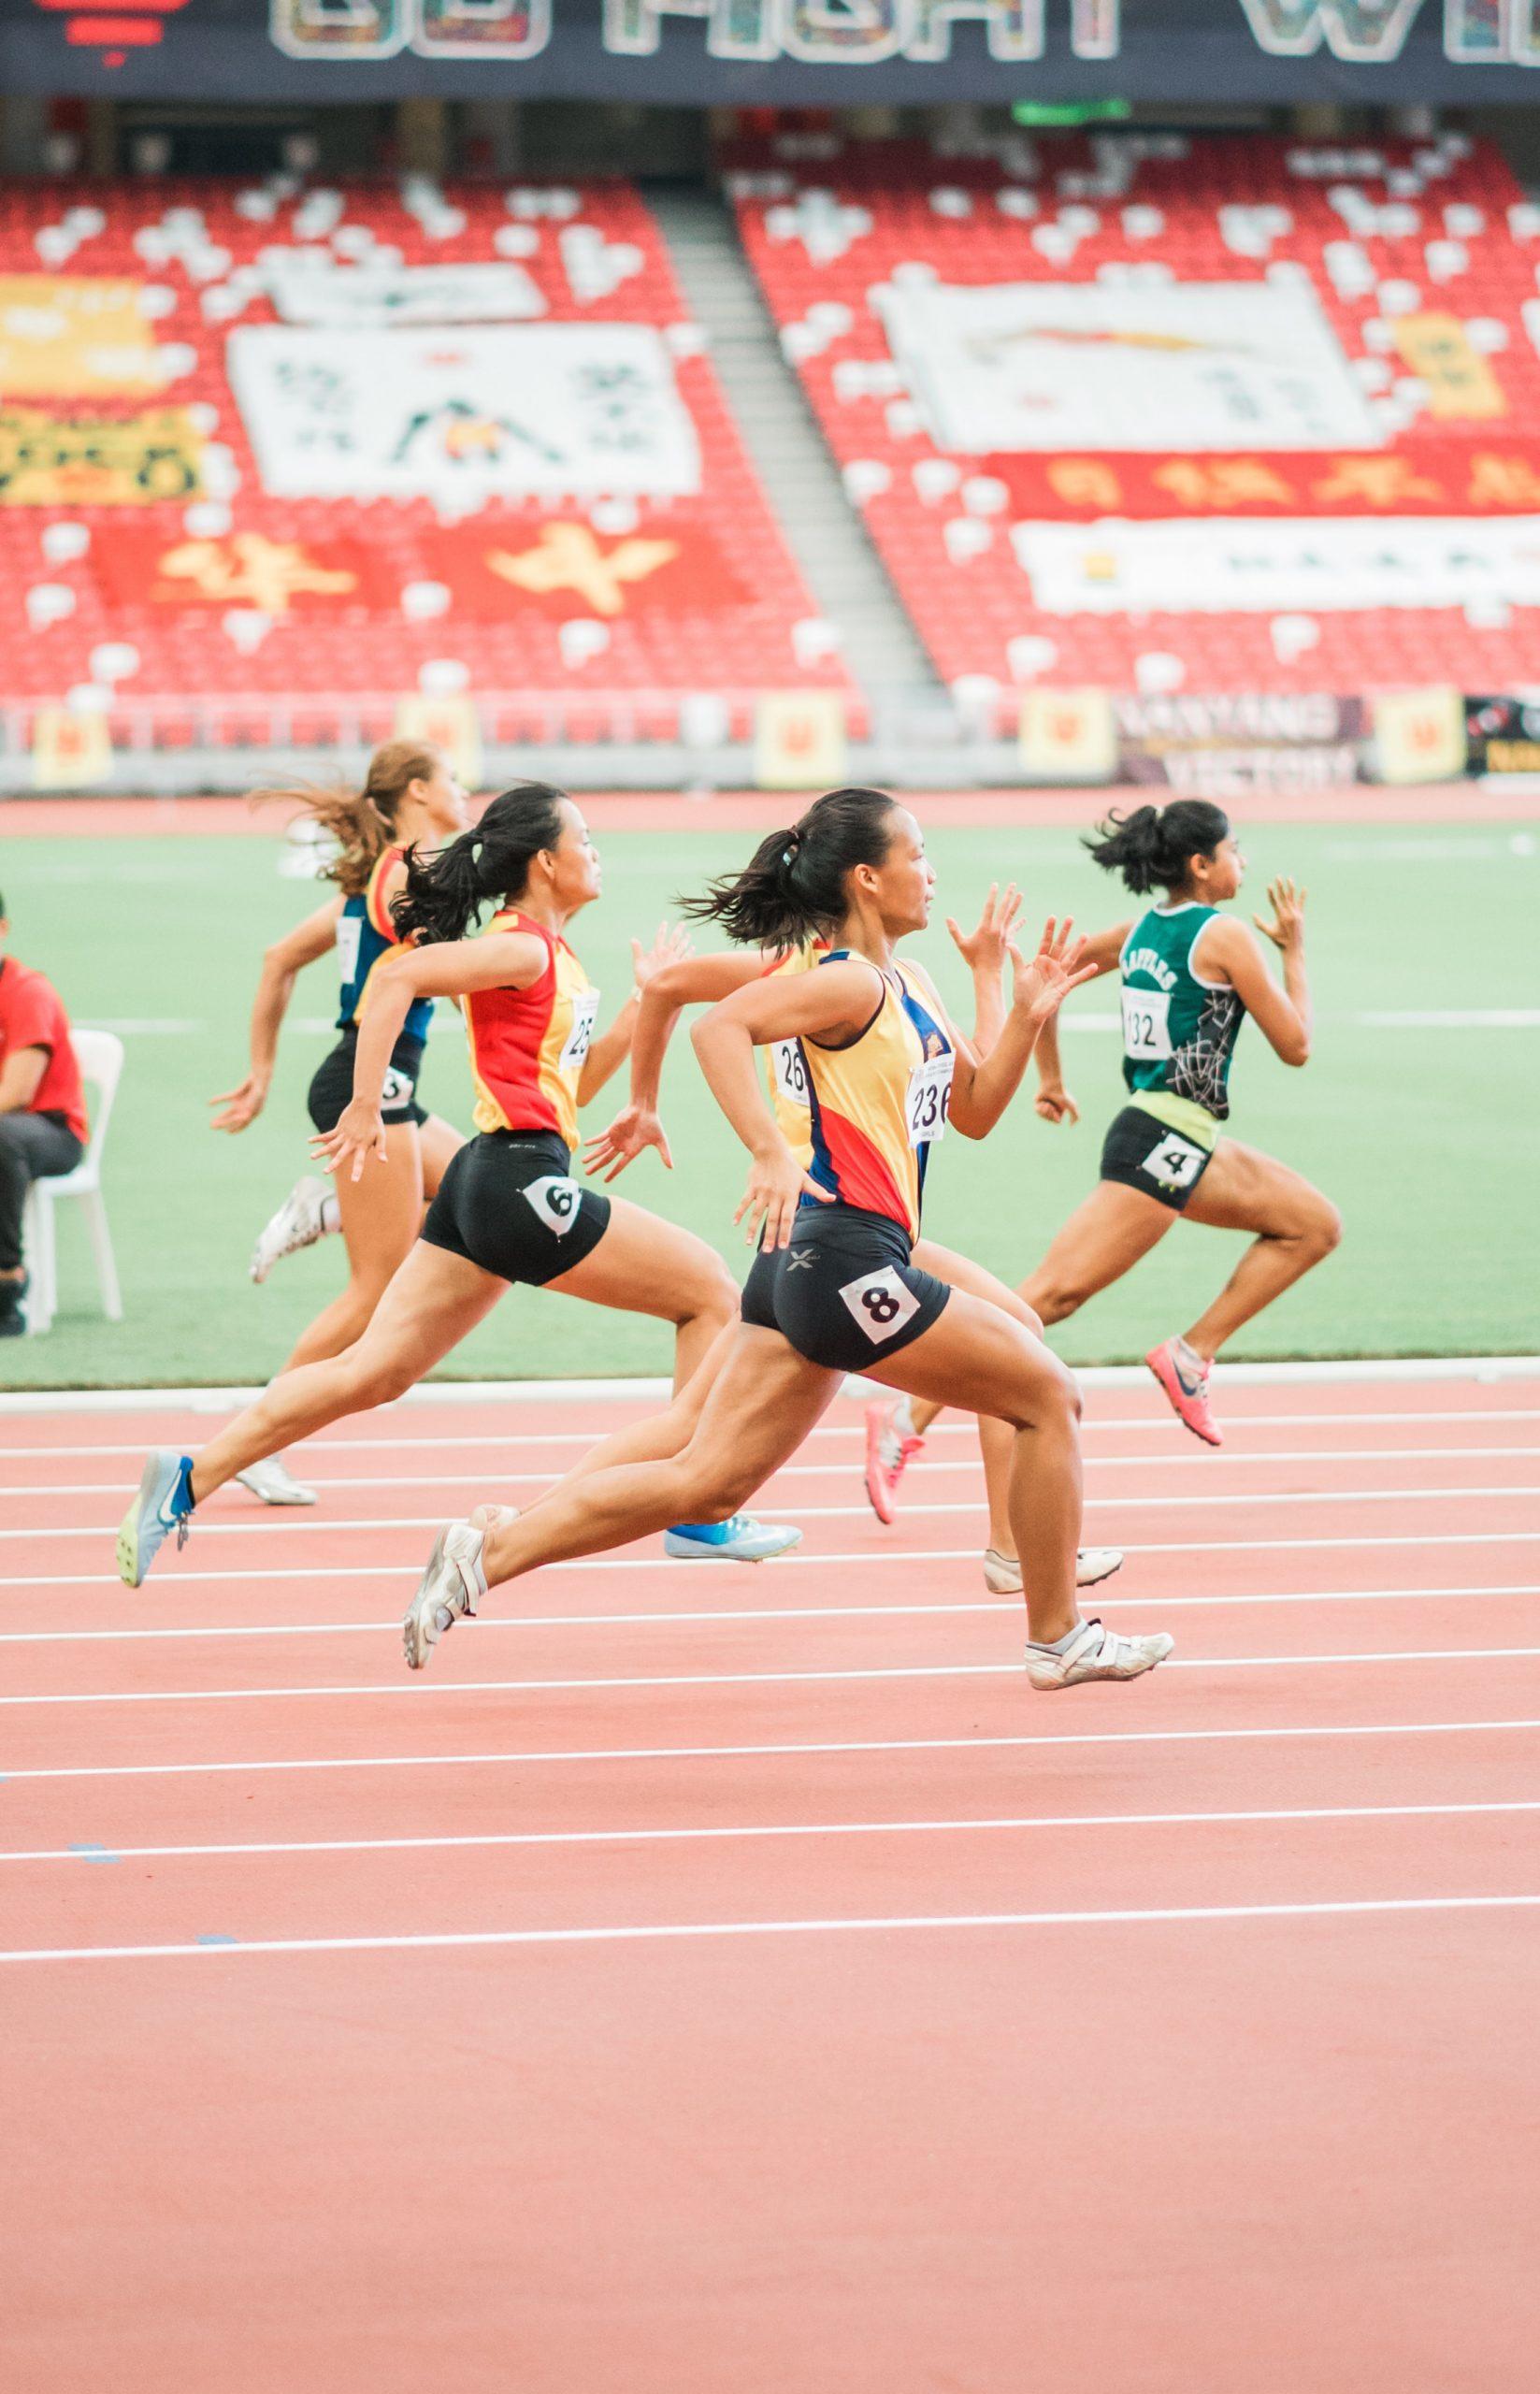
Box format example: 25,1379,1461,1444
335,845,434,1045
798,954,954,1242
1119,901,1243,1146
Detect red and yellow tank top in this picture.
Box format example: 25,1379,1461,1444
800,954,953,1241
465,908,598,1149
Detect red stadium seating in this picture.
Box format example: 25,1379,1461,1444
730,132,1540,719
0,174,856,749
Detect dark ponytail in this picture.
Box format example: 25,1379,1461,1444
392,782,568,945
681,786,900,948
1085,800,1231,896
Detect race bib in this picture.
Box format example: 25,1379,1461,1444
558,989,599,1074
337,915,362,991
1121,986,1173,1062
771,1037,811,1111
837,1264,923,1346
380,1064,412,1110
523,1173,583,1236
1141,1131,1207,1190
904,1051,954,1147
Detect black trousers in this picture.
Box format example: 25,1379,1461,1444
0,1111,84,1272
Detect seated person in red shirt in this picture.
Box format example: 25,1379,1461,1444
0,889,88,1334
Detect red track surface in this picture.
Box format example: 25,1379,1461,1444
7,1373,1540,2389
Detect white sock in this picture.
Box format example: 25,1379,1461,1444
320,1193,341,1237
1173,1333,1205,1371
1027,1618,1089,1656
891,1394,917,1440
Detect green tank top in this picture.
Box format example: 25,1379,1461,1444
1119,902,1245,1126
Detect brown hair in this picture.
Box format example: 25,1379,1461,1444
252,741,443,899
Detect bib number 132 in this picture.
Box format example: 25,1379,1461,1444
1120,986,1173,1062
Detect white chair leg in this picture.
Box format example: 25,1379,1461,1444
26,1189,56,1335
84,1190,122,1322
20,1185,42,1336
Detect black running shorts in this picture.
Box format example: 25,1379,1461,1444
741,1204,950,1375
308,1029,426,1132
1100,1103,1216,1214
422,1129,612,1287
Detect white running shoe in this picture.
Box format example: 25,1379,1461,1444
984,1546,1125,1595
1025,1618,1174,1693
402,1521,489,1672
235,1453,318,1507
250,1175,336,1285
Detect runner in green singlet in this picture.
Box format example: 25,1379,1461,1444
871,800,1339,1476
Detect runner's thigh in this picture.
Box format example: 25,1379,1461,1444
543,1192,731,1320
865,1286,1078,1425
912,1237,1043,1333
1183,1139,1332,1236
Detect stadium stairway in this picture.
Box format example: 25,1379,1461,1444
649,183,943,722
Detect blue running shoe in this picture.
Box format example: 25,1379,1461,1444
117,1449,194,1588
662,1514,802,1563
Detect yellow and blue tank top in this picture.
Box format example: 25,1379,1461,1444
762,937,827,1163
798,952,953,1242
336,845,434,1045
1119,901,1244,1147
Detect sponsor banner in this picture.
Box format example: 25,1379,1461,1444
755,691,847,792
94,528,396,612
422,518,746,619
1465,695,1540,777
0,275,163,398
1011,517,1540,616
1389,316,1507,424
877,279,1380,456
7,0,1540,102
31,705,111,792
0,407,203,505
266,257,546,328
1372,687,1468,785
1018,688,1117,783
983,444,1540,522
1115,693,1364,796
394,693,482,790
228,323,700,508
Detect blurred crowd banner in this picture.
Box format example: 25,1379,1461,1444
4,0,1539,101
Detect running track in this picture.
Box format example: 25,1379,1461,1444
6,1368,1540,2391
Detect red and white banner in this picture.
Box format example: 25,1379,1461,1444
980,443,1540,522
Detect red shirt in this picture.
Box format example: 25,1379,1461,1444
0,958,88,1142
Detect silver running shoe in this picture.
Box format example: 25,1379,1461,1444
250,1175,335,1285
402,1521,489,1672
235,1453,318,1507
984,1547,1124,1595
1025,1618,1174,1693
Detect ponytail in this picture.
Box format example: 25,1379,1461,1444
1085,800,1231,896
391,781,568,946
250,739,443,900
681,786,900,949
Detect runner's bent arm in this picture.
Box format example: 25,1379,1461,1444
913,921,1098,1139
209,894,343,1133
583,950,769,1182
1032,918,1130,1127
1196,887,1311,1066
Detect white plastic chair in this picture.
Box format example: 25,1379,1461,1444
21,1028,124,1336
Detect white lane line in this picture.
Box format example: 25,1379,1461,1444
10,1712,1540,1784
11,1484,1536,1541
5,1407,1539,1461
8,1530,1540,1593
7,1646,1540,1708
14,1444,1536,1500
7,1796,1538,1868
8,1892,1540,1966
2,1581,1532,1647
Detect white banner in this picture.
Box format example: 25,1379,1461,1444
877,278,1382,454
228,323,700,506
266,257,546,327
1012,516,1540,613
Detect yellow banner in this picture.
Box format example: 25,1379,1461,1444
1018,688,1118,782
31,707,111,793
0,276,162,398
395,694,483,793
1390,314,1506,422
0,408,204,507
754,692,848,792
1372,687,1467,785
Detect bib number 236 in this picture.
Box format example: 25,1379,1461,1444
905,1053,953,1147
837,1265,922,1346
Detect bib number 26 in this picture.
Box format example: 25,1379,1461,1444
837,1264,922,1346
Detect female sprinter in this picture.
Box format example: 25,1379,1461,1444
206,741,469,1505
583,887,1121,1593
869,798,1340,1471
118,785,796,1585
391,786,1173,1693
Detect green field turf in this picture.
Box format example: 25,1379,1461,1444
4,813,1537,1389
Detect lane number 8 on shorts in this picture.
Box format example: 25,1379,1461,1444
838,1265,922,1345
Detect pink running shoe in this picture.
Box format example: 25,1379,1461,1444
1145,1337,1222,1448
864,1401,925,1524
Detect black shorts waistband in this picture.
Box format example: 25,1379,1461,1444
789,1203,915,1262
